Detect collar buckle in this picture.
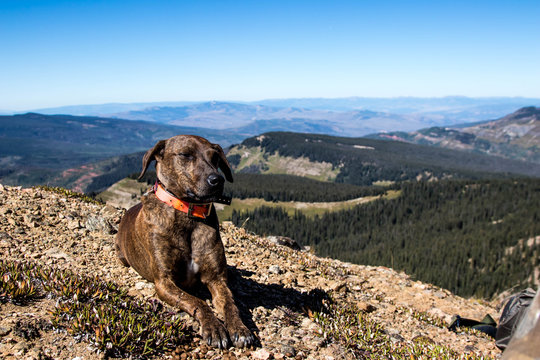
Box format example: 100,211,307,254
187,203,195,218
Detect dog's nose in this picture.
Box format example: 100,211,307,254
207,173,224,187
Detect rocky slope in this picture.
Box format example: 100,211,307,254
371,107,540,164
0,185,503,359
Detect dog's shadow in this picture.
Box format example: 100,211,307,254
192,266,330,340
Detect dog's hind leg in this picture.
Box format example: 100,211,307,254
115,243,130,267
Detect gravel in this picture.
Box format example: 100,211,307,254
0,185,502,359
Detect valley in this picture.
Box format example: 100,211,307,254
0,113,242,191
217,190,399,220
231,178,540,298
97,173,397,218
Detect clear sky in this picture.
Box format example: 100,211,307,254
1,0,539,110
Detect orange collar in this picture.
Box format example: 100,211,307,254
153,182,211,219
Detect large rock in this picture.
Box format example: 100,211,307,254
266,235,303,250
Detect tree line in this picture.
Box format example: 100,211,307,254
237,132,539,185
231,178,540,298
131,171,386,202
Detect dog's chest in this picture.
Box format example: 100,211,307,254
164,218,218,286
172,234,203,286
186,258,200,279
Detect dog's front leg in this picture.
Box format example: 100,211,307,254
155,277,230,349
206,279,255,348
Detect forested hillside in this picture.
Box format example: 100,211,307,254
368,106,540,164
135,171,385,202
223,173,385,201
228,132,540,185
231,178,540,298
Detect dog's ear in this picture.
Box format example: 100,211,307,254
213,144,234,183
139,140,166,180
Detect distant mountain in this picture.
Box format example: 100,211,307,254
30,101,198,116
110,101,431,136
112,102,287,128
0,113,244,191
14,97,540,139
24,96,540,117
4,104,540,193
254,96,540,118
368,107,540,164
231,119,343,137
227,132,540,186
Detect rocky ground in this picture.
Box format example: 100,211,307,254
0,184,504,359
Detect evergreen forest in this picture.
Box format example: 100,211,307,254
231,178,540,298
133,171,386,202
235,132,540,184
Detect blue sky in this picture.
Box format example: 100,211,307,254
1,0,539,110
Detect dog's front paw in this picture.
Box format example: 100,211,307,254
227,322,255,348
200,316,230,349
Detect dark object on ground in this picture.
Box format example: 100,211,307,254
499,288,539,359
496,288,536,350
448,314,497,338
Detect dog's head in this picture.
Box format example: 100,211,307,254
139,135,233,203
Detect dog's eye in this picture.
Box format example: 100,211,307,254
178,153,194,160
211,153,219,166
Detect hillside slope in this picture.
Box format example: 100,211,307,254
369,107,540,164
227,132,540,186
0,185,502,359
232,179,540,298
0,113,243,190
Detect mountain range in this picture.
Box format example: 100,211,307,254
1,105,539,194
26,96,540,116
368,106,540,164
15,96,540,138
0,113,243,191
109,101,428,136
227,131,540,187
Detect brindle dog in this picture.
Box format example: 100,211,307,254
115,135,254,349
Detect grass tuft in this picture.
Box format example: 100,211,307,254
0,261,40,304
313,302,493,359
397,306,448,328
0,260,189,359
34,185,103,205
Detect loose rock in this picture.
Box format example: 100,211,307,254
0,185,502,360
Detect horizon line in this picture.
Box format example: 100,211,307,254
3,95,540,113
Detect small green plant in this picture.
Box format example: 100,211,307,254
0,261,40,304
454,326,494,340
313,302,493,359
0,260,189,358
314,303,387,355
34,185,103,204
398,306,447,328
